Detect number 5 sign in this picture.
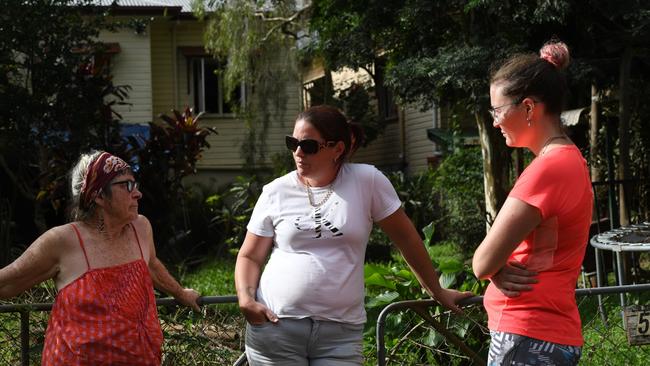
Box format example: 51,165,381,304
624,305,650,345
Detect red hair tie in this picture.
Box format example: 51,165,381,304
539,41,570,70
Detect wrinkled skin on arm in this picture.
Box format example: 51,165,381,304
0,227,63,299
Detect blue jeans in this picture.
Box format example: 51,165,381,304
245,317,364,366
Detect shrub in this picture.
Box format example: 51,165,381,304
204,175,264,256
363,222,487,365
120,108,218,261
432,146,485,253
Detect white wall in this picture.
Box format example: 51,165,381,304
99,24,153,124
403,105,437,174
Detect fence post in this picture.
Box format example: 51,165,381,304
20,310,29,366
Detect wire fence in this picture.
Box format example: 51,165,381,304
0,296,246,366
375,284,650,366
2,284,650,365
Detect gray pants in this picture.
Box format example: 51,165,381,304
245,318,364,366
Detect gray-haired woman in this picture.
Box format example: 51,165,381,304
0,151,200,365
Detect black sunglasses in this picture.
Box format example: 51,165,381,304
285,135,336,155
111,180,139,193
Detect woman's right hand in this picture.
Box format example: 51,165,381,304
239,299,279,325
490,260,538,298
235,232,276,325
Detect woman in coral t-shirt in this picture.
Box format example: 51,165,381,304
473,40,593,365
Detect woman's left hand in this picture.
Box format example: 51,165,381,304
490,260,538,298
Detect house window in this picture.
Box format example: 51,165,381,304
374,59,398,121
303,75,333,109
376,84,398,121
189,57,245,115
74,42,121,77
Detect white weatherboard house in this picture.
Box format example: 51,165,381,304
98,0,448,185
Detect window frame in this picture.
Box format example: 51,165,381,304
186,56,246,117
374,59,398,122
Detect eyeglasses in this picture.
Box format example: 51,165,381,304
285,135,336,155
111,180,139,193
488,97,524,122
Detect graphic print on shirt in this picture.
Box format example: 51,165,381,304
294,201,343,238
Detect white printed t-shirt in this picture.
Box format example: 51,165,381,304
247,163,402,324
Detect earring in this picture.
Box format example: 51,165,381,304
527,118,531,127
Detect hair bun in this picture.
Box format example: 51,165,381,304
539,40,570,70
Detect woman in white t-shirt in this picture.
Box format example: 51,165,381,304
235,105,472,365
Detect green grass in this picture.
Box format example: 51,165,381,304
181,256,237,296
179,256,239,315
579,295,650,365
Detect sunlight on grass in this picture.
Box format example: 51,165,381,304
181,257,237,296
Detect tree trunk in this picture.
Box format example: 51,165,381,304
590,83,599,182
618,47,632,226
475,113,510,230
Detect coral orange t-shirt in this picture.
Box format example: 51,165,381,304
483,145,593,346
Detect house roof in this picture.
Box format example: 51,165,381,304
94,0,195,13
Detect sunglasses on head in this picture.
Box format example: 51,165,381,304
111,180,139,193
285,135,336,155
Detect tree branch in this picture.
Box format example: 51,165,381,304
360,65,375,81
255,4,312,42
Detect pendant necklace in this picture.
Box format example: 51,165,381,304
540,135,567,156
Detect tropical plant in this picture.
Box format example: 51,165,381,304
119,107,218,259
204,174,264,256
432,146,486,253
0,0,128,250
364,222,487,364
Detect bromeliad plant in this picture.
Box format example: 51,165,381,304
151,107,218,181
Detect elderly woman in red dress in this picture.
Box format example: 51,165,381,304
0,151,200,365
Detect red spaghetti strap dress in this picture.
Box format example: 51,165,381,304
41,223,163,365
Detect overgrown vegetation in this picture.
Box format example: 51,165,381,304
0,0,123,249
120,108,218,261
0,1,212,265
363,225,487,365
204,175,264,257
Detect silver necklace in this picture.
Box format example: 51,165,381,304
540,135,567,156
305,180,334,207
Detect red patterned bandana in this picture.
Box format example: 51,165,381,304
80,152,130,208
